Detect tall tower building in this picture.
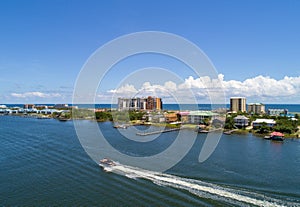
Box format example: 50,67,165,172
230,97,246,112
155,97,162,110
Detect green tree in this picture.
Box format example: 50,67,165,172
95,111,112,121
224,116,235,129
257,122,270,134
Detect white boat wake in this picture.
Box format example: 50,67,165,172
103,163,299,207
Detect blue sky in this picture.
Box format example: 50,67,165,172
1,0,300,104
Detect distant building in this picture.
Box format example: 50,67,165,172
268,109,288,116
248,103,265,114
54,104,69,109
24,104,35,109
0,105,7,109
118,97,162,111
230,97,246,112
150,114,165,123
146,96,162,111
118,97,146,111
35,105,48,109
39,109,60,115
234,115,249,127
252,119,276,128
0,105,7,113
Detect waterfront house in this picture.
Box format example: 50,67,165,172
151,114,165,123
4,109,12,114
40,109,60,115
164,113,178,123
187,111,218,124
252,119,276,128
233,115,249,128
177,111,189,123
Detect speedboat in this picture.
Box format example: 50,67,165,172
99,158,116,168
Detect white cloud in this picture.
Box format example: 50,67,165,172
222,75,300,98
108,84,138,95
101,74,300,103
11,92,61,98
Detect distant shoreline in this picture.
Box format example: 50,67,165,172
2,113,299,139
1,103,300,112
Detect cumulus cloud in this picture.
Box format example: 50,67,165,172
102,74,300,103
108,84,138,95
221,75,300,98
11,92,61,98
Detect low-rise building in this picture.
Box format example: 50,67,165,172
24,104,35,110
54,104,69,109
164,113,178,123
234,115,249,127
268,109,288,116
177,111,189,123
252,119,276,128
187,111,218,124
39,109,60,115
148,114,165,123
0,105,7,114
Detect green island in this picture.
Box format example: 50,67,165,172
2,104,300,138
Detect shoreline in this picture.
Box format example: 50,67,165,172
2,112,300,139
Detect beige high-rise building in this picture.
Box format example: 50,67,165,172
230,97,246,112
248,103,265,114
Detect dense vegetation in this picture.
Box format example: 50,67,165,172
225,112,300,136
273,117,298,134
95,110,145,122
95,111,113,121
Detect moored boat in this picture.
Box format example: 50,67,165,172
113,124,128,129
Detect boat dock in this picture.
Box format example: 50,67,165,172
223,129,238,135
136,128,180,136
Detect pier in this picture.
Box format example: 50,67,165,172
136,128,181,136
223,129,238,135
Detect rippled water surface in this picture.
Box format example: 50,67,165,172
1,116,299,206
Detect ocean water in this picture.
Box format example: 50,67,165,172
1,115,300,206
3,103,300,112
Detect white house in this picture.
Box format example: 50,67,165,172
187,111,218,124
252,119,276,128
234,115,249,127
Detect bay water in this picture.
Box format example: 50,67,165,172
1,115,300,206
